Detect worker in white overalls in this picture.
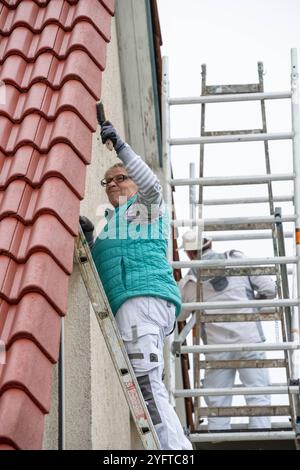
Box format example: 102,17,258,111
178,230,276,430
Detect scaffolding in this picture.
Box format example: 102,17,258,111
162,48,300,447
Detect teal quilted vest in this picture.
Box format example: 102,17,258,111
92,196,181,316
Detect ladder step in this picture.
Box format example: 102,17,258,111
173,256,298,270
205,83,260,94
182,299,298,311
180,341,300,354
170,173,294,187
203,129,263,137
207,232,294,242
175,384,297,397
172,215,296,231
204,195,293,206
189,430,295,443
197,267,278,277
198,358,287,369
200,312,282,323
198,405,290,417
168,91,292,105
169,131,292,146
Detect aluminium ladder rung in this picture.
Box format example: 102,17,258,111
180,341,300,354
74,229,160,450
174,312,282,355
204,83,260,94
192,267,278,277
170,173,294,186
182,299,299,311
174,312,282,352
198,358,287,369
172,215,296,231
198,405,291,418
173,256,298,270
199,311,282,323
189,430,295,443
207,232,294,242
169,131,292,146
204,195,293,206
188,223,274,231
174,385,298,397
203,129,263,137
168,91,292,105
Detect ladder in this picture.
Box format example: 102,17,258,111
74,227,160,450
162,48,300,449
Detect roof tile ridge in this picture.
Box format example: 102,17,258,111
0,252,69,315
0,50,102,100
1,0,112,42
0,293,62,364
0,338,53,413
0,176,80,236
0,0,78,10
0,112,92,162
0,214,74,274
0,80,96,131
0,144,86,199
0,22,107,70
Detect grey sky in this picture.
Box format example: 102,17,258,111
157,0,300,93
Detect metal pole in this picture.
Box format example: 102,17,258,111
162,56,175,405
170,132,292,146
172,214,296,229
58,318,65,450
207,232,294,241
189,162,196,221
189,431,295,443
171,173,294,186
162,56,172,259
291,48,300,342
182,299,299,311
203,194,293,206
174,385,300,397
169,91,292,105
181,342,300,354
173,256,298,269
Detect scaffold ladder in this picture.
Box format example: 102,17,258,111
74,228,160,450
162,48,300,448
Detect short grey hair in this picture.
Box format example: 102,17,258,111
104,162,126,178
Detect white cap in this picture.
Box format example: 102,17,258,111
177,230,212,251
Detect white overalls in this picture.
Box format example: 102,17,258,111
116,296,192,449
179,249,276,430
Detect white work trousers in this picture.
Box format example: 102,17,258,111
203,350,271,430
115,296,192,450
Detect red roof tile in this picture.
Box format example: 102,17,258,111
0,0,115,449
0,0,112,41
0,111,93,161
0,389,45,450
0,144,87,199
0,22,107,70
0,294,61,363
1,81,97,130
0,50,102,99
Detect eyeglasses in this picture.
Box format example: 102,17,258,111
100,174,131,187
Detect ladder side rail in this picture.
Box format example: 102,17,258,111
193,63,207,428
75,229,160,449
291,48,300,442
162,56,176,406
